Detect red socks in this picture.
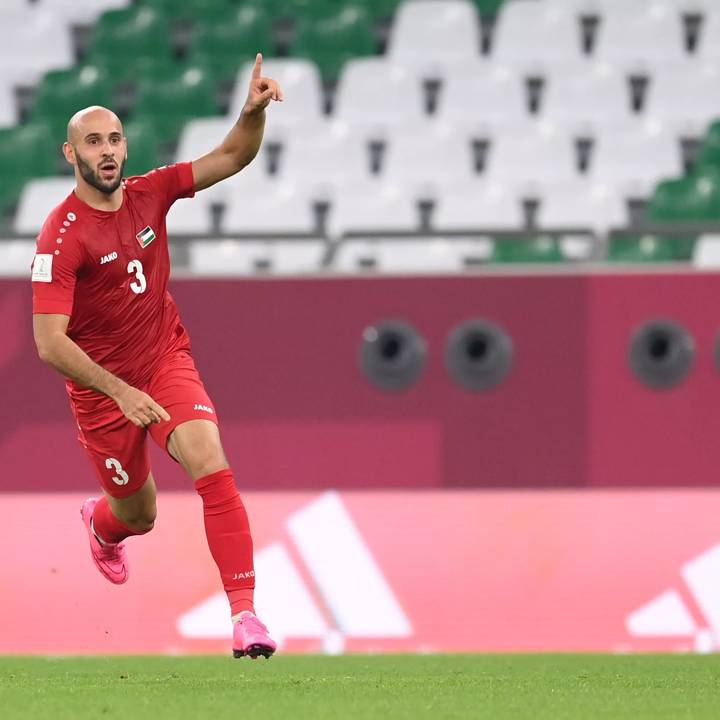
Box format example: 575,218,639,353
195,469,255,617
92,496,149,544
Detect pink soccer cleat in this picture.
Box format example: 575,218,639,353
232,612,277,659
80,498,129,585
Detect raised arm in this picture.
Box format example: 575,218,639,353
191,53,284,192
33,313,170,428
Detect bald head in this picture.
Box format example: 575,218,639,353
67,106,123,144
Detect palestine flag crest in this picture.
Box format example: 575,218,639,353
136,226,156,248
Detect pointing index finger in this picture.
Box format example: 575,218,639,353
251,52,262,80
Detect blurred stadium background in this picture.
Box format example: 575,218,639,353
4,0,720,665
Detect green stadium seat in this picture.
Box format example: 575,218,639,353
0,123,58,212
86,7,174,84
31,65,113,140
695,119,720,170
647,171,720,222
607,235,687,263
489,236,564,263
189,6,273,84
133,66,219,143
122,119,162,177
473,0,505,18
362,0,402,20
290,7,376,83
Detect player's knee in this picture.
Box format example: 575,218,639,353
186,443,228,479
123,505,157,533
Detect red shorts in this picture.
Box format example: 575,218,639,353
69,349,219,498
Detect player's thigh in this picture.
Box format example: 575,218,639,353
166,419,229,480
75,406,152,500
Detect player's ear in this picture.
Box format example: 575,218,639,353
62,141,76,166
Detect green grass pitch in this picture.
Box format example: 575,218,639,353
1,654,719,719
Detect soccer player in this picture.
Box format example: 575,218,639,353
30,54,283,660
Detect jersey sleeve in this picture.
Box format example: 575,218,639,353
31,222,85,315
143,162,196,214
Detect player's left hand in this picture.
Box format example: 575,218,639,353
244,53,284,115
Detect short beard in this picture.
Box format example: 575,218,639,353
75,150,125,195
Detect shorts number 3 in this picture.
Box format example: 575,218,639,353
105,457,130,486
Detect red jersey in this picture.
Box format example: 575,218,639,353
31,163,196,397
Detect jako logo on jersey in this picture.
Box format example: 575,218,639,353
136,226,156,248
194,404,215,414
100,251,118,265
232,571,255,580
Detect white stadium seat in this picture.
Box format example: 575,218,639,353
228,59,324,141
436,62,530,134
331,238,493,273
382,128,477,198
589,126,683,197
433,182,524,231
492,1,586,73
696,10,720,64
484,123,579,196
13,177,75,234
536,181,628,234
189,240,326,275
644,61,720,136
0,240,36,276
166,196,214,236
593,2,687,71
223,179,316,235
0,9,74,86
0,81,18,128
280,129,373,201
387,0,481,73
541,62,634,134
333,58,427,138
325,184,418,239
38,0,130,25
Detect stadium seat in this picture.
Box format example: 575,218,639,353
540,62,634,134
0,82,19,129
332,238,493,272
589,126,683,198
166,196,214,235
693,234,720,268
484,123,579,196
123,119,161,177
133,66,219,143
13,176,75,234
382,128,477,199
433,182,524,231
387,0,481,74
0,122,58,212
436,62,530,135
86,6,174,83
188,6,273,84
536,181,627,235
290,7,377,84
280,129,373,201
363,0,403,20
489,236,565,263
695,118,720,169
0,9,74,86
325,183,418,239
228,59,324,140
139,0,234,22
30,65,113,140
492,1,585,73
645,61,720,137
38,0,131,25
608,234,689,263
223,181,316,235
693,6,720,63
646,169,720,221
333,58,426,139
593,2,687,71
189,240,327,275
0,240,37,276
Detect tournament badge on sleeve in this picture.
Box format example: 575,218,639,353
136,226,156,248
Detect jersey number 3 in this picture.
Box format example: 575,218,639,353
127,259,147,294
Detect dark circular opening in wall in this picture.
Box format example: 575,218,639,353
445,319,513,391
359,319,427,390
629,319,695,389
